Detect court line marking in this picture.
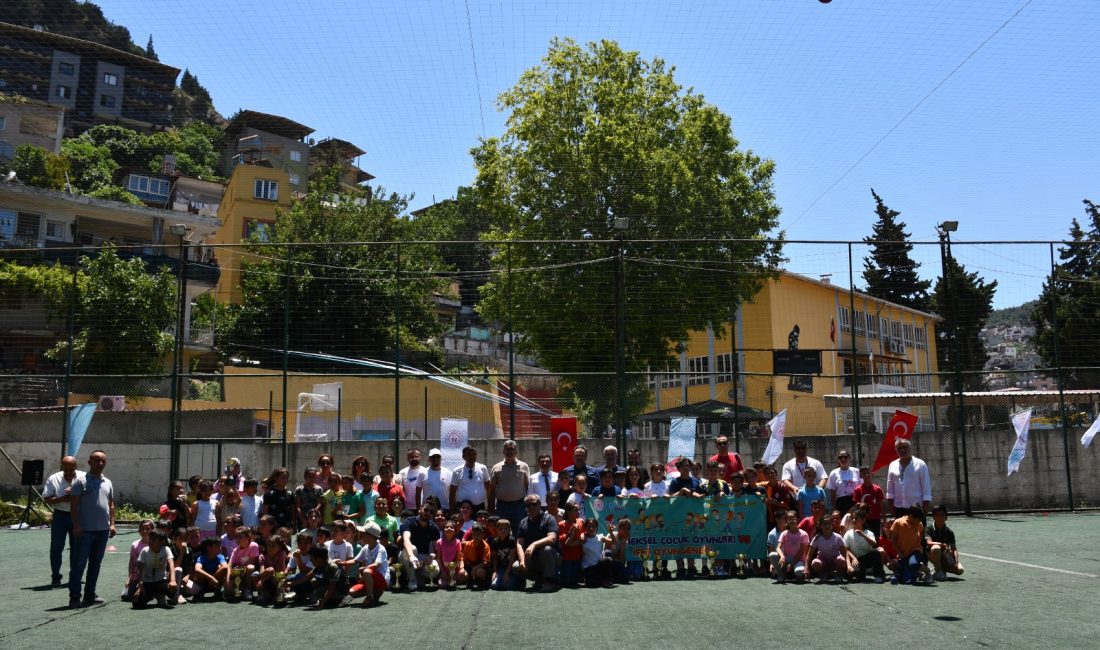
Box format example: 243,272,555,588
959,552,1098,578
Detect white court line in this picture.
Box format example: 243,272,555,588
959,552,1099,578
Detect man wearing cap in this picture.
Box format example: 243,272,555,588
422,448,453,513
43,455,84,587
489,440,530,528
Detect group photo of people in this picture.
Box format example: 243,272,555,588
49,435,963,610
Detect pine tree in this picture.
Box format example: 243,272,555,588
145,34,158,61
934,256,997,391
862,189,932,311
1032,200,1100,383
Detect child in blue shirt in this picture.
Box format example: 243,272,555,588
796,467,827,519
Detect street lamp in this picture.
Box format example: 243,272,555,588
168,223,189,482
613,217,629,453
936,220,971,515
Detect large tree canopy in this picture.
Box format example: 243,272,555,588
862,189,931,311
934,254,997,391
1032,200,1100,383
472,39,783,432
223,169,447,368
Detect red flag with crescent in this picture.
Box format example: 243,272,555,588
871,410,919,473
550,416,578,472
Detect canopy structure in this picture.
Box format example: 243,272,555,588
823,389,1100,408
640,399,771,423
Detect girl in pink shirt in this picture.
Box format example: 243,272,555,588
434,520,463,588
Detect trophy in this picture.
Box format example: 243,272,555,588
446,561,458,588
274,571,287,603
736,553,748,578
231,567,245,598
654,551,665,580
705,547,718,578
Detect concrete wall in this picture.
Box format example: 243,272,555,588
3,422,1097,511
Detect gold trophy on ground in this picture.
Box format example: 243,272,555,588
274,571,287,603
654,550,665,580
736,553,748,578
231,567,244,598
446,561,458,588
705,547,718,578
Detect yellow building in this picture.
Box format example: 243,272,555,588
645,271,941,436
211,163,292,303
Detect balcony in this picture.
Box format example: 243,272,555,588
11,242,220,286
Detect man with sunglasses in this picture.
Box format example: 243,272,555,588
450,446,490,514
708,435,744,482
781,440,827,493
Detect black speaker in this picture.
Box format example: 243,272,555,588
21,459,44,486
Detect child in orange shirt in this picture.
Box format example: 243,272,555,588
888,506,929,585
461,524,492,589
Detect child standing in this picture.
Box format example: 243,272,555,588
852,466,885,536
580,518,613,588
293,468,323,530
558,502,584,587
795,467,827,518
643,463,669,497
191,482,218,541
240,479,261,529
132,530,176,609
122,520,153,601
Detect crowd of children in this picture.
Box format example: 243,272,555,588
121,451,963,609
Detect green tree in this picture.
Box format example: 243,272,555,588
934,255,997,391
60,139,118,192
224,170,447,368
408,186,493,311
174,69,220,126
472,39,783,433
8,144,67,189
1032,200,1100,383
76,123,221,180
862,189,931,311
145,34,158,61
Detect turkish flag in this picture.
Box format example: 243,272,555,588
550,416,578,472
871,410,919,473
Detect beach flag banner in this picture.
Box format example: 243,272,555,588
1081,414,1100,448
668,417,697,463
761,409,788,465
66,402,97,457
1006,408,1033,476
440,417,468,471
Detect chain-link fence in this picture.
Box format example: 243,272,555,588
1,238,1097,511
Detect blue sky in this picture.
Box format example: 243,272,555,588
96,0,1100,307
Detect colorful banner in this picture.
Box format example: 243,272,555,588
66,402,97,457
1081,414,1100,449
761,409,787,465
585,495,767,560
440,417,468,472
871,409,919,473
1007,408,1032,476
668,417,696,462
550,416,578,472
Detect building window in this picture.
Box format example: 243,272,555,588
839,306,850,333
866,314,878,338
45,220,67,240
57,85,71,98
0,116,4,131
100,94,116,108
716,353,735,383
103,73,118,86
58,62,74,75
687,356,710,386
288,172,300,186
244,219,274,242
127,175,169,196
289,150,302,163
254,179,278,201
853,311,865,337
903,323,914,348
914,326,926,350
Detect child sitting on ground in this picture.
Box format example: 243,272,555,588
843,508,885,583
461,524,492,589
490,519,522,591
889,506,930,585
306,545,348,609
285,531,315,603
255,535,289,605
226,526,260,600
925,504,965,582
133,530,176,609
434,520,463,588
776,510,809,584
808,517,847,583
580,518,614,588
191,537,227,599
350,521,388,607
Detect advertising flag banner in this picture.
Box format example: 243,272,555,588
871,410,920,473
1081,414,1100,448
66,402,97,457
550,416,578,472
585,494,767,560
440,417,468,471
761,409,788,465
1007,408,1033,476
668,417,697,462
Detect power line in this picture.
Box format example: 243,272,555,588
464,0,486,137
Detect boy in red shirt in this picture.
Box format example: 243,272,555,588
852,466,885,536
558,502,585,587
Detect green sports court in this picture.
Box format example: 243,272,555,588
3,512,1096,648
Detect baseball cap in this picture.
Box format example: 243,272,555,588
428,448,442,457
360,521,382,538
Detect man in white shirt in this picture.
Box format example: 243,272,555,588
397,448,425,511
885,438,932,516
528,453,557,507
781,440,827,492
449,446,490,511
42,455,85,587
422,448,453,512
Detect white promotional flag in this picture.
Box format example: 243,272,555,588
1006,408,1033,476
1081,414,1100,448
440,417,469,471
761,409,788,465
668,417,697,463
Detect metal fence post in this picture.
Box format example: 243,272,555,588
616,235,627,455
1048,243,1075,511
394,243,402,460
729,247,740,454
61,264,77,459
507,241,515,440
281,245,291,468
847,243,863,465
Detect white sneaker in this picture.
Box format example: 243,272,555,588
176,594,186,605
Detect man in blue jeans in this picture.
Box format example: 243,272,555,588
42,455,84,587
69,450,116,608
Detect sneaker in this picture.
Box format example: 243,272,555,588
51,576,63,588
873,576,884,584
923,572,934,585
339,594,354,607
176,594,187,605
244,590,253,601
934,570,947,582
407,580,418,593
82,595,105,607
890,576,898,585
538,582,558,593
69,597,81,609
